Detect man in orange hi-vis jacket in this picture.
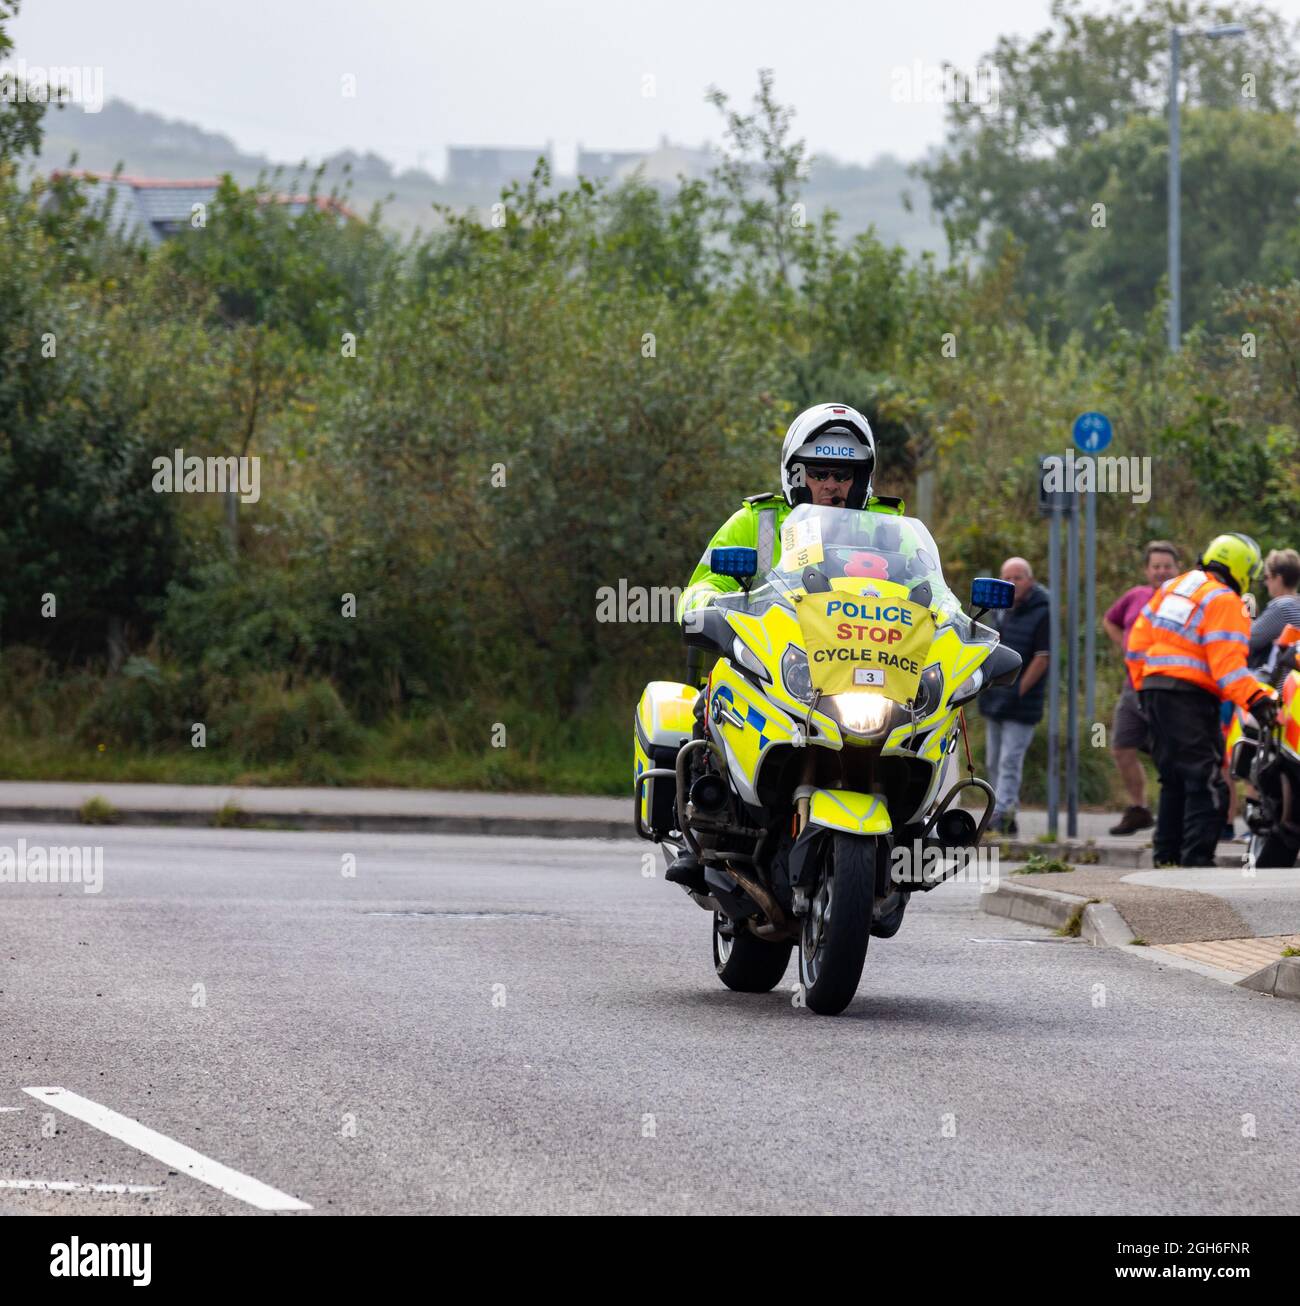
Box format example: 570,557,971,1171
1127,533,1278,866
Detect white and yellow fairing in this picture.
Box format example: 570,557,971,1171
700,573,993,830
635,506,1000,839
633,681,698,833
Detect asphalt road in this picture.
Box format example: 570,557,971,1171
2,824,1299,1215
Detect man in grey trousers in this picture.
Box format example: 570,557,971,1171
980,557,1052,836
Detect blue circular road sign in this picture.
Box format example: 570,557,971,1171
1072,411,1112,452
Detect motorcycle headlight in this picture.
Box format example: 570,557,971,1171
914,664,944,715
781,645,814,703
827,691,893,737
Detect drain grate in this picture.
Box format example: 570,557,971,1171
364,910,556,921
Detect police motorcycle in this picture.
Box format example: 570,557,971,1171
633,503,1022,1016
1228,623,1300,868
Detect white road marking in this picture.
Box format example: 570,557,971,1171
0,1179,162,1194
0,1106,24,1112
22,1087,311,1211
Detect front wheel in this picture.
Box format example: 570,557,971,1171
798,833,875,1015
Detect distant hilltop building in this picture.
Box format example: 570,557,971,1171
446,145,553,186
576,137,715,186
46,171,355,244
575,147,649,181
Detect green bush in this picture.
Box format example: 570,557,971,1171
74,657,198,749
220,675,362,764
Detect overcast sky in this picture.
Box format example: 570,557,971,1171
11,0,1300,175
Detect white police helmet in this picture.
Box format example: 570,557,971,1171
780,403,876,508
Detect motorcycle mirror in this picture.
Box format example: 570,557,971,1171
984,644,1023,687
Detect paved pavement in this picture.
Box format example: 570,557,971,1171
995,858,1300,962
1123,867,1300,938
3,824,1300,1215
1154,936,1300,975
0,781,631,838
1002,865,1253,945
0,781,1144,840
0,781,628,822
978,807,1137,845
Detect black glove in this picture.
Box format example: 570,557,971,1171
1249,693,1279,729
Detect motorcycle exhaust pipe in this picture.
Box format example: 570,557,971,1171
721,863,790,940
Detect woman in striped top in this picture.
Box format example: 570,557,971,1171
1249,548,1300,671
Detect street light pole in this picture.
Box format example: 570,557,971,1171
1168,27,1182,352
1167,22,1246,353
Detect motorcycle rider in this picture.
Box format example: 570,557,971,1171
667,402,904,890
1127,533,1279,867
676,403,905,620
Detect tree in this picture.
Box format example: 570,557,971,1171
156,174,390,551
706,68,824,293
0,2,48,164
921,0,1300,332
1061,107,1300,330
0,177,180,662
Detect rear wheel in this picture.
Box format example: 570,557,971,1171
712,913,793,992
798,833,875,1015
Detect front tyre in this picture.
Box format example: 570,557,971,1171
798,833,875,1015
713,913,793,992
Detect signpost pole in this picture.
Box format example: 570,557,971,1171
1046,497,1061,842
1069,411,1112,840
1066,491,1080,840
1085,485,1096,725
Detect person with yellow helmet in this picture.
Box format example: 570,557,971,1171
1127,533,1278,866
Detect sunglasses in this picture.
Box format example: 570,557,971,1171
806,468,854,484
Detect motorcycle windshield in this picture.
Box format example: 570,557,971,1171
721,505,963,621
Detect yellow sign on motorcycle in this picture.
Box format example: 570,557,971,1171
779,516,824,570
797,593,936,702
